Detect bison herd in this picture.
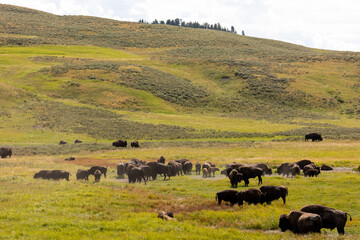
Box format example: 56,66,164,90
1,142,354,235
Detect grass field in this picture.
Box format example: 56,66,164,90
1,142,360,239
1,4,360,239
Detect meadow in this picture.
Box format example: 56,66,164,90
1,4,360,239
1,142,360,239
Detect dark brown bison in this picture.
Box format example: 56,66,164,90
117,162,126,178
112,140,127,148
168,161,183,176
74,139,82,143
0,147,12,158
147,162,171,180
304,168,320,177
236,188,265,206
259,185,288,204
229,169,243,188
59,140,67,145
202,162,211,171
300,205,352,234
130,141,140,148
279,210,322,234
76,169,89,180
321,164,333,171
295,160,313,169
34,170,52,179
237,166,263,186
277,163,300,177
195,162,201,175
64,157,75,161
216,190,239,206
94,169,102,182
303,163,320,172
183,161,193,174
48,170,71,181
128,167,146,184
251,163,272,175
88,166,107,178
305,133,323,142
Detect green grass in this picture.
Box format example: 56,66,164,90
1,142,360,239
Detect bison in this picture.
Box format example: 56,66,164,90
216,190,239,206
0,147,12,158
88,166,107,178
47,170,70,181
237,166,263,186
147,162,171,180
229,169,243,188
208,167,220,177
34,170,52,179
59,140,67,145
130,141,140,148
259,185,288,204
117,162,126,178
279,210,322,234
157,156,165,164
128,167,146,185
295,160,313,169
300,204,352,234
277,163,300,177
76,169,89,180
195,162,201,175
236,188,265,206
305,133,323,142
112,140,127,148
304,168,320,177
74,139,82,143
94,169,102,182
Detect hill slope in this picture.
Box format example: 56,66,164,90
1,4,360,145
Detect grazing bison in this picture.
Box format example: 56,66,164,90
208,167,220,177
295,160,313,169
48,170,71,181
94,169,102,182
0,147,12,158
236,188,265,206
117,162,126,178
64,157,75,161
88,166,107,178
216,190,239,206
229,169,243,188
157,156,165,164
252,163,272,175
59,140,67,145
321,164,333,171
277,163,300,177
158,211,175,221
304,168,320,177
34,170,52,179
305,133,323,142
300,205,352,234
147,162,171,180
76,169,89,180
74,139,82,143
279,211,322,234
112,140,127,148
237,166,263,186
195,162,201,175
259,185,288,204
131,141,140,148
303,163,320,172
128,167,146,184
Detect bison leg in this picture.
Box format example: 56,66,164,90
258,176,262,185
244,179,249,186
281,196,286,204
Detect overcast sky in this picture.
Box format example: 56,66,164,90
1,0,359,52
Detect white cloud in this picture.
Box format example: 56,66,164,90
0,0,359,51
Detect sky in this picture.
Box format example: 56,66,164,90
1,0,359,52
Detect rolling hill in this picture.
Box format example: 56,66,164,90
1,4,360,147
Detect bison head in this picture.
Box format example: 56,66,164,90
279,214,291,232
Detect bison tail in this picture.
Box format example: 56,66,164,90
346,213,352,221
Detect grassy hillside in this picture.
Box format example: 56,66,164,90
0,4,360,147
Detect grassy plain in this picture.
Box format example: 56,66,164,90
1,142,360,239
